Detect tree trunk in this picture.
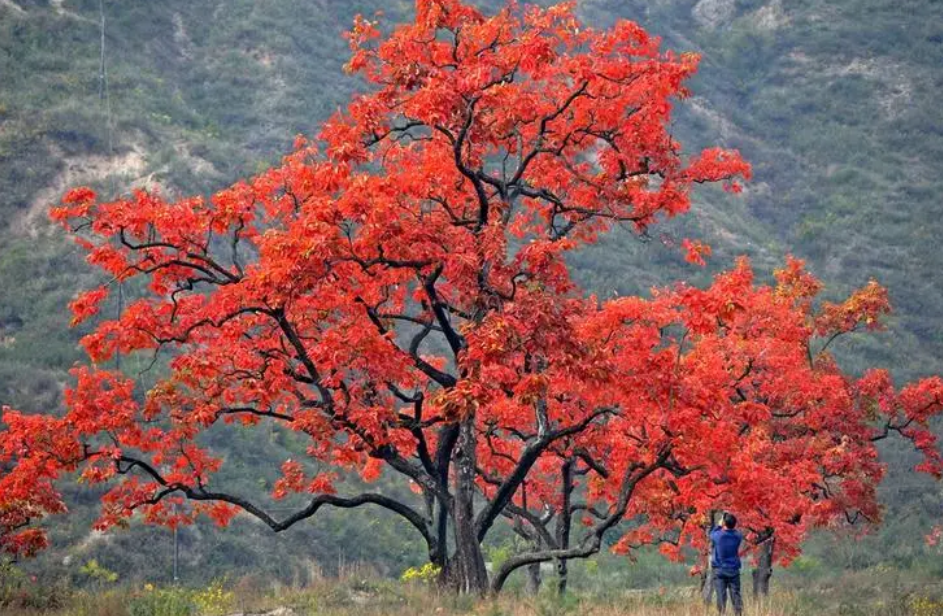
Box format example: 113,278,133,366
555,458,574,595
701,567,715,605
752,536,774,598
447,418,488,594
433,425,458,589
555,558,568,595
701,512,717,606
525,562,542,595
430,498,449,588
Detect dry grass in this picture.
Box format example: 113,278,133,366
213,584,919,616
218,584,806,616
4,563,943,616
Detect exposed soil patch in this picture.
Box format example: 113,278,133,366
12,145,148,237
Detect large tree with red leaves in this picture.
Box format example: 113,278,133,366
1,0,940,595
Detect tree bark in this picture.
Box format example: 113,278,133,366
447,418,489,594
752,535,774,598
555,458,575,595
525,562,542,595
701,512,716,606
555,558,568,596
701,568,715,606
433,424,458,588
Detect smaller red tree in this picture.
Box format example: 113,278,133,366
481,257,943,593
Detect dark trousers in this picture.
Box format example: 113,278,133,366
714,570,743,615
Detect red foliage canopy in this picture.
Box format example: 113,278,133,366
483,255,943,588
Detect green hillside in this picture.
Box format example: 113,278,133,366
1,0,941,587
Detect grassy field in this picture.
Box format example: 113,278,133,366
4,563,943,616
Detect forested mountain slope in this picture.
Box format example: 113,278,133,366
0,0,941,584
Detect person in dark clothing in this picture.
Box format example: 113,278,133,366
710,512,744,615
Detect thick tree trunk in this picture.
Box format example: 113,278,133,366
752,536,774,598
447,418,488,594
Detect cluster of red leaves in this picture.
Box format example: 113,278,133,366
0,412,73,558
0,473,65,559
1,1,939,577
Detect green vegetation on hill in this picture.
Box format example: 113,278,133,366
0,0,941,587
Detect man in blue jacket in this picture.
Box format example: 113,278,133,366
710,512,744,615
